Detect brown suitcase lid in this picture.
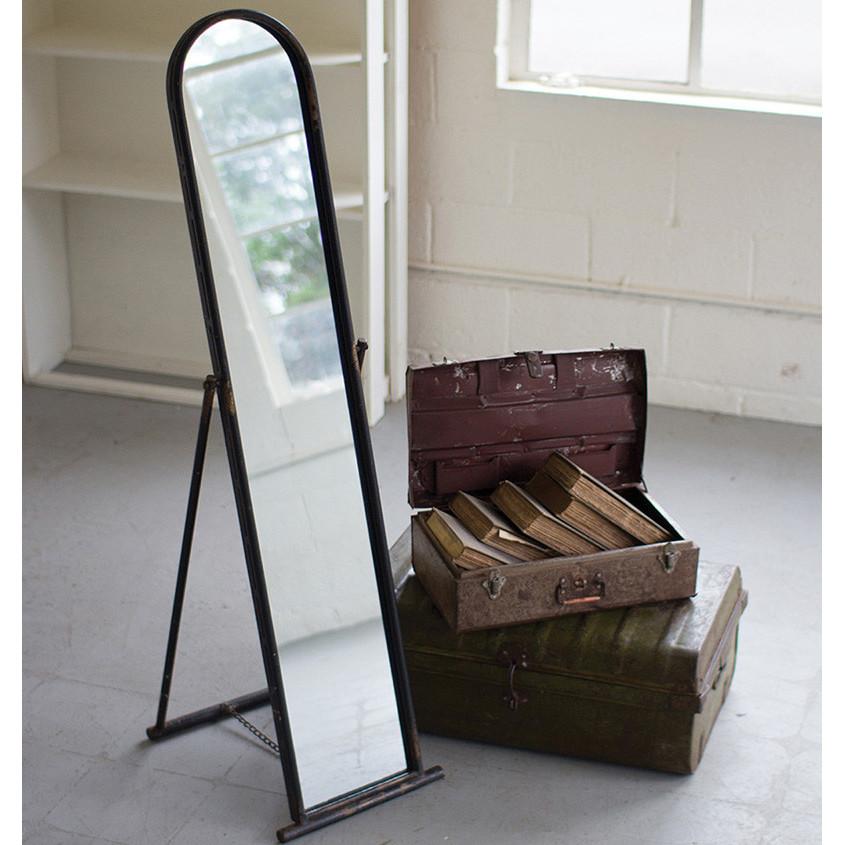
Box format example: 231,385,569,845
398,562,747,700
407,348,647,508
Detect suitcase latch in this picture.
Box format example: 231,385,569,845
482,569,507,600
661,542,680,573
498,646,528,711
556,572,605,606
516,350,544,378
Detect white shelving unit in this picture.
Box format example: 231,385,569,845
22,0,407,420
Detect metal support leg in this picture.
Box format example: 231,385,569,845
148,375,217,737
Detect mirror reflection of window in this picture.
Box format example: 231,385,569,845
184,23,341,396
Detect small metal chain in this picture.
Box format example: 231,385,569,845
222,704,280,755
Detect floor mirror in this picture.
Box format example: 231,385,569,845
147,9,442,841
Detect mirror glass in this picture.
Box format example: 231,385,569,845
181,20,406,809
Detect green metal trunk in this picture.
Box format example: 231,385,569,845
397,561,747,774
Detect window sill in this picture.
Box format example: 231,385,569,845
499,78,822,119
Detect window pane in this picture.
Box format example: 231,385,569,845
245,221,339,389
184,19,278,70
529,0,691,83
701,0,820,99
186,52,302,154
215,134,315,235
270,300,341,389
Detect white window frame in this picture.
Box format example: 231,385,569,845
496,0,821,118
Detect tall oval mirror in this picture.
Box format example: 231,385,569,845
164,12,440,835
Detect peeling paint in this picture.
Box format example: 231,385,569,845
602,357,632,383
452,364,470,380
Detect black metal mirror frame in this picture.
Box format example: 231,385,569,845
147,9,442,841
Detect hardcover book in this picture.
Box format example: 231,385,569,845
490,481,605,557
449,491,551,561
543,451,671,545
425,508,522,570
524,470,638,549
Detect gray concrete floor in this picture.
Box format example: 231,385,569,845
23,386,820,845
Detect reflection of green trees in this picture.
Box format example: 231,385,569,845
246,219,329,309
187,53,302,153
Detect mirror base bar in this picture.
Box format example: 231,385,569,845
277,766,445,842
146,688,270,741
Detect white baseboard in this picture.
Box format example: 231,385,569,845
27,370,204,406
63,346,210,379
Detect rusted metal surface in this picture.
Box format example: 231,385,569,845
276,767,445,842
149,374,218,735
412,514,698,632
147,689,270,741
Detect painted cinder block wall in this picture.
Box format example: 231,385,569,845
406,1,821,425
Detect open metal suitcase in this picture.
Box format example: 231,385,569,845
407,349,699,631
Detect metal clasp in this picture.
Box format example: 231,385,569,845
516,350,544,378
482,569,507,600
498,646,528,711
555,571,605,606
661,542,680,573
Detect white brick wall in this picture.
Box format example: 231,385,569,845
408,272,510,363
407,1,821,425
433,202,590,278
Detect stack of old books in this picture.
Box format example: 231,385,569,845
423,450,671,572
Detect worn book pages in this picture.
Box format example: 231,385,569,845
544,452,671,545
490,481,605,557
525,471,638,549
449,492,551,561
425,508,522,570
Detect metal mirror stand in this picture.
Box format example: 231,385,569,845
145,10,442,842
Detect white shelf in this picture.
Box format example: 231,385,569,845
23,153,371,216
23,25,363,66
23,0,405,422
332,184,366,212
23,154,183,203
